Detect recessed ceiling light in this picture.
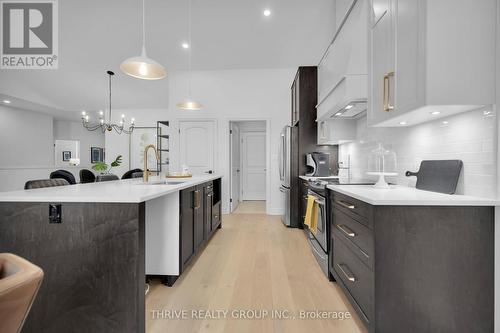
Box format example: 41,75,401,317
182,42,189,49
345,105,353,110
399,121,407,125
2,99,11,104
335,112,343,116
442,121,449,125
263,9,271,16
430,111,440,115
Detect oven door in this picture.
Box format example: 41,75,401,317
307,190,327,252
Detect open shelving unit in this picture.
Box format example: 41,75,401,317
156,121,170,174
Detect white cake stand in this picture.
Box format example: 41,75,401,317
366,172,398,189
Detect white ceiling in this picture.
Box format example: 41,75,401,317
0,0,335,113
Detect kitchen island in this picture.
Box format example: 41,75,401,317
0,174,222,333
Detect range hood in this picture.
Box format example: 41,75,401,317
330,99,367,119
316,74,367,120
316,0,367,122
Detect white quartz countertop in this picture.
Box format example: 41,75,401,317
0,174,222,203
299,175,339,181
327,184,499,206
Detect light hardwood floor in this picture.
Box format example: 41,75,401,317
146,213,367,333
232,201,266,214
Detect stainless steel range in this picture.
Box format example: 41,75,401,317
305,178,374,278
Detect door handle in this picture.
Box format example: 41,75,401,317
383,71,395,112
337,264,356,282
336,224,356,238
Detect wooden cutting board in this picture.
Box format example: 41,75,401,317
405,160,463,194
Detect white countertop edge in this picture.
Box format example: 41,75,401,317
327,184,500,206
299,175,340,181
0,174,223,203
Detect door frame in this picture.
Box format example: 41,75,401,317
226,118,271,215
240,131,266,201
229,122,240,213
177,119,218,174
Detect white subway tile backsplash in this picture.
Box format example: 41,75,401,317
339,108,497,198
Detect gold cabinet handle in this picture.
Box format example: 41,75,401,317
337,224,356,238
383,71,395,112
337,264,356,282
336,200,355,210
194,190,201,209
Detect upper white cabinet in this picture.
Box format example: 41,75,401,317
368,0,496,127
317,0,368,121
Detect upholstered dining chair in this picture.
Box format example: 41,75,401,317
121,169,143,179
131,171,144,179
49,170,76,185
79,169,96,183
0,253,44,333
96,174,119,182
24,178,69,190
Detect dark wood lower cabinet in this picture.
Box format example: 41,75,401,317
329,190,494,333
180,179,222,275
180,186,196,271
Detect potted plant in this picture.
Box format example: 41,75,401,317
92,155,122,174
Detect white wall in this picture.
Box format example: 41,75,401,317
339,107,497,198
53,120,105,167
0,106,105,192
0,105,55,191
105,68,296,214
0,105,54,167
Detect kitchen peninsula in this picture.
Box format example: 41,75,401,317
0,174,222,333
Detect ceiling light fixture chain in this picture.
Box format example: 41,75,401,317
177,0,203,110
188,0,192,97
81,71,135,135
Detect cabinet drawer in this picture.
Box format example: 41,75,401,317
331,191,373,228
332,208,373,269
212,202,221,227
333,236,374,322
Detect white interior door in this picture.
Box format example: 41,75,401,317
230,123,241,212
241,131,266,201
179,121,215,174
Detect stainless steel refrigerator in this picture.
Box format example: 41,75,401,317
279,126,292,226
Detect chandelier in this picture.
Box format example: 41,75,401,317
81,70,135,134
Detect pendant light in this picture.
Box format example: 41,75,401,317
120,0,166,80
177,0,203,110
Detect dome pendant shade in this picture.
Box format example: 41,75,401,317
120,47,166,80
177,98,203,111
